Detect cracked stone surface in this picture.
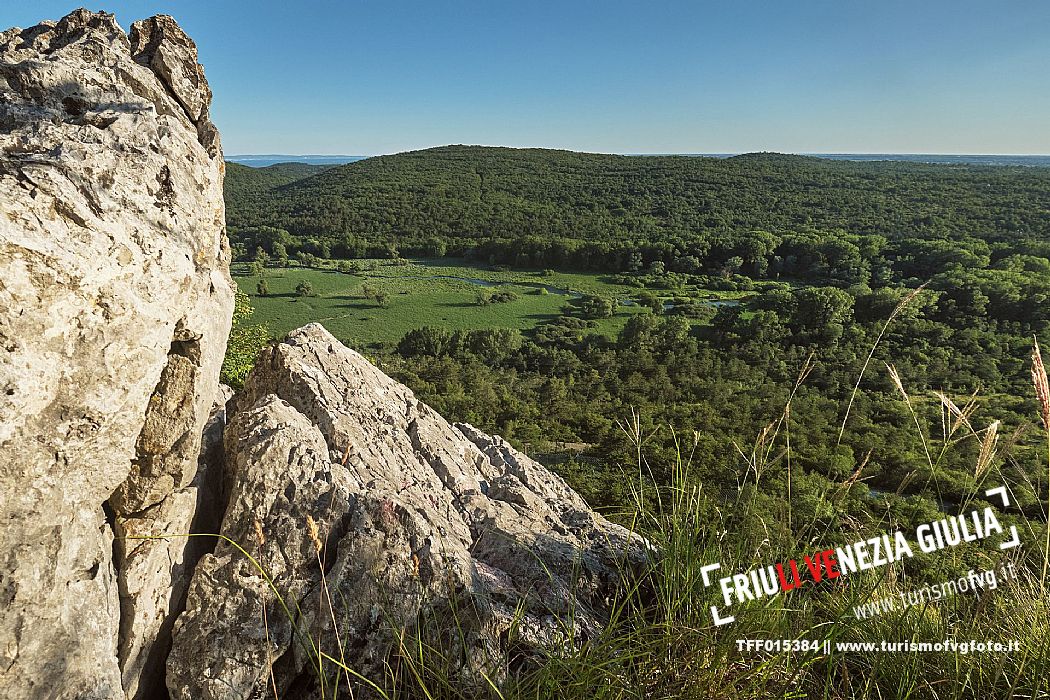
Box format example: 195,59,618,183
168,325,645,699
0,9,233,699
114,386,232,700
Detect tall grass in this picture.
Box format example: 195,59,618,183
1031,338,1050,590
141,326,1050,699
375,343,1049,698
191,395,1048,699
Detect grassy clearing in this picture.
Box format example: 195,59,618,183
233,259,661,349
363,257,750,302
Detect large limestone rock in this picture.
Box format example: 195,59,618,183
168,324,643,699
0,10,233,699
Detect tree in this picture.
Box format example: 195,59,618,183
626,251,644,272
674,255,701,274
271,242,288,266
619,313,659,349
489,290,518,304
360,284,388,306
295,280,314,297
247,261,264,277
577,295,615,319
254,249,270,268
637,291,663,313
721,256,744,278
464,328,523,363
711,305,744,342
424,237,447,257
793,287,854,331
398,327,454,356
256,278,269,296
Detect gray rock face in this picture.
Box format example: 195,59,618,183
168,324,643,699
0,9,233,700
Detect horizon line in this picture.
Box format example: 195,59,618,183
227,149,1050,158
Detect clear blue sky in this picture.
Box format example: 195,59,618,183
3,1,1049,155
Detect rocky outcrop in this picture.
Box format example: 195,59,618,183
167,324,644,699
0,10,233,700
0,10,641,700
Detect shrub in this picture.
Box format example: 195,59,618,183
220,291,270,387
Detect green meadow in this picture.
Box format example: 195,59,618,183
233,258,675,349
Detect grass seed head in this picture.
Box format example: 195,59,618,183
937,391,975,434
1032,338,1050,431
306,515,322,554
887,364,908,401
975,421,1000,478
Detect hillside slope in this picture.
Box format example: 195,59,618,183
225,145,1050,257
224,161,332,202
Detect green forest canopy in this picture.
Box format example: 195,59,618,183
226,146,1050,276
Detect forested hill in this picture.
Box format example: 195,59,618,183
224,145,1050,270
224,161,333,202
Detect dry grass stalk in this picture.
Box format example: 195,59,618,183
935,390,978,437
1032,338,1050,590
785,354,815,529
1033,339,1050,431
887,364,908,402
735,421,780,488
838,283,927,444
306,514,323,555
305,514,355,693
250,518,278,699
887,363,933,468
261,603,279,700
975,421,1000,479
253,518,266,547
896,470,918,495
841,450,872,492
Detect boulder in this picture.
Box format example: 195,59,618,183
0,9,233,699
168,324,644,699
